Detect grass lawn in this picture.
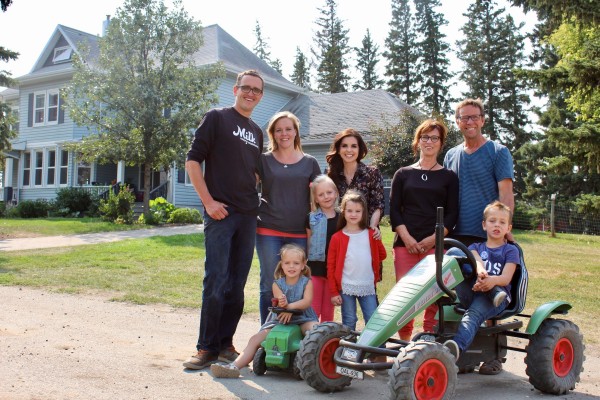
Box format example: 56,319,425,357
0,217,151,238
0,220,598,347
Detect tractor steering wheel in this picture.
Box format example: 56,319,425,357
443,238,478,280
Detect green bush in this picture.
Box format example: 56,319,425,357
99,185,135,224
167,208,202,224
15,199,53,218
54,187,95,217
0,201,5,217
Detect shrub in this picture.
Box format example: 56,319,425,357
0,201,5,217
167,208,202,224
99,184,135,224
54,187,94,217
15,199,53,218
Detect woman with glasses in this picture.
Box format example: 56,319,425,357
256,111,321,324
388,119,459,340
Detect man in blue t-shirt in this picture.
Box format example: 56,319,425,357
443,98,515,375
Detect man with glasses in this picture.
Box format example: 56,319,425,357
184,70,264,370
443,97,514,375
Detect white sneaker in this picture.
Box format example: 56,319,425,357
443,340,460,362
493,290,507,308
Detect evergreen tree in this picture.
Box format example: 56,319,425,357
253,20,271,62
0,0,18,160
290,47,311,90
312,0,351,93
383,0,418,104
413,0,453,116
457,0,531,147
353,29,383,91
0,0,12,11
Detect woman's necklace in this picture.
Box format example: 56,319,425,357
418,160,438,182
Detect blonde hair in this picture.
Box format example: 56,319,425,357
337,190,369,231
309,174,339,211
266,111,302,152
455,98,485,119
274,244,311,279
483,200,513,223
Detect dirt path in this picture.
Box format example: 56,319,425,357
1,286,598,400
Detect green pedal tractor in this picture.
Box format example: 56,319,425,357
296,207,585,399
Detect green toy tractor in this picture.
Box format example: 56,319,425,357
297,207,585,399
252,306,304,378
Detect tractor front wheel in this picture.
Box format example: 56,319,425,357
389,341,458,400
525,319,585,394
296,322,352,392
252,347,267,376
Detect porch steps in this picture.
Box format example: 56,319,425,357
133,202,144,219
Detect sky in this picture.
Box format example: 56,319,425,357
0,0,538,92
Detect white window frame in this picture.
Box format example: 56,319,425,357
46,149,57,186
22,151,31,187
59,149,69,186
33,150,44,187
52,46,72,63
32,89,60,127
76,159,94,186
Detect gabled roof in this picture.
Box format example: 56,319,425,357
281,89,418,143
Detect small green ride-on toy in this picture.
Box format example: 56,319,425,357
297,207,585,399
252,306,304,378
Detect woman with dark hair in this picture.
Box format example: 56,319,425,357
389,119,459,340
256,111,321,324
326,128,384,239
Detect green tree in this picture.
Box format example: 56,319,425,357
290,47,311,90
0,0,13,11
64,0,224,217
312,0,351,93
413,0,453,116
253,20,282,74
383,0,418,104
0,0,18,161
353,29,383,91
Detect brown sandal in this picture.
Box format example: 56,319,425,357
479,358,503,375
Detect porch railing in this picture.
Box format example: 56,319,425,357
149,181,169,201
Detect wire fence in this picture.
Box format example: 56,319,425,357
513,200,600,236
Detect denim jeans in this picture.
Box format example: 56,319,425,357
340,293,378,331
196,210,257,354
447,248,509,351
256,233,307,324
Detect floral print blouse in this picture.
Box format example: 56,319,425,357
336,162,385,221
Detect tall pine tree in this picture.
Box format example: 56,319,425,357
353,29,384,90
383,0,418,104
413,0,453,116
253,20,282,74
290,47,311,90
312,0,351,93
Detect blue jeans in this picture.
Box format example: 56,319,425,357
447,248,509,351
340,293,378,331
256,233,307,324
197,210,257,354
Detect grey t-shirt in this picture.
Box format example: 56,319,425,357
258,153,321,234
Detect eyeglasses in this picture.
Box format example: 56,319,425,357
420,135,440,143
237,85,263,95
458,115,482,122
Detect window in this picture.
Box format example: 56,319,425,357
59,150,68,185
47,90,59,124
52,46,72,63
22,152,31,186
32,89,60,127
47,150,56,185
77,160,91,185
10,106,19,132
34,151,43,186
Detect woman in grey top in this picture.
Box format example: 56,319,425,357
256,111,321,324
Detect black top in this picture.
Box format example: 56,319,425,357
187,107,263,215
305,212,340,277
389,166,459,247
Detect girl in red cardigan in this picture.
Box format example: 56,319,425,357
327,190,387,330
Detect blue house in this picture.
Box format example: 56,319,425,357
1,20,413,211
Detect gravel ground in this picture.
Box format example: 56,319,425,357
1,285,598,400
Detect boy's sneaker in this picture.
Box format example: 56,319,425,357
443,340,460,362
218,346,240,363
493,290,507,308
210,363,240,378
182,350,217,370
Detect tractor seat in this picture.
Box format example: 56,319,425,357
455,242,528,320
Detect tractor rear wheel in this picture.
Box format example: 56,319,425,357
525,319,585,394
252,347,267,376
297,322,352,392
389,341,458,400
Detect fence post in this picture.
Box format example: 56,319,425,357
550,193,557,238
